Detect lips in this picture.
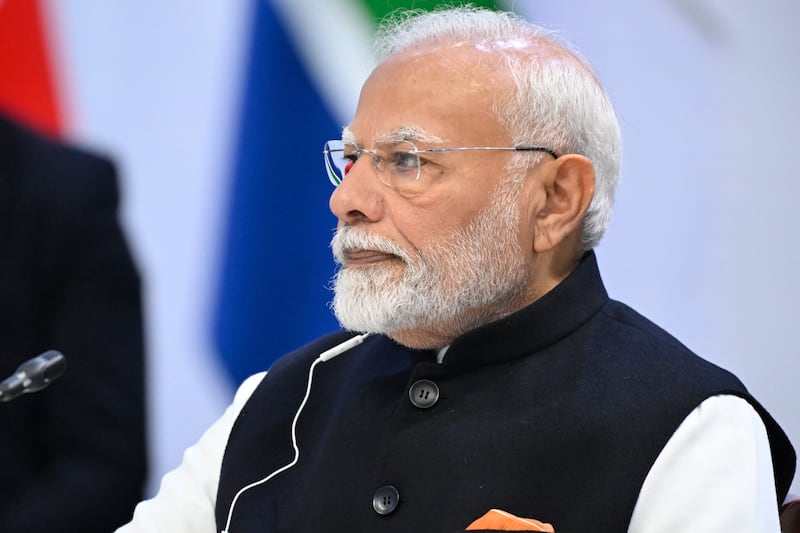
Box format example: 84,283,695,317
343,249,401,266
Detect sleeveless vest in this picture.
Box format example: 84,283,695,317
216,252,795,533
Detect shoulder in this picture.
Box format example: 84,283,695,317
240,332,410,418
631,394,794,527
267,331,362,372
245,331,363,398
1,116,114,175
581,298,798,497
590,298,745,391
0,115,118,209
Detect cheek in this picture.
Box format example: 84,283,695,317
390,207,464,251
388,173,501,249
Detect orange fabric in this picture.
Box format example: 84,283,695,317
466,509,555,531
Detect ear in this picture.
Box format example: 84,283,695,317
532,154,595,254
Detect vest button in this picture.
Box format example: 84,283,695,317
372,485,400,515
409,379,439,408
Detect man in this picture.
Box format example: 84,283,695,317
0,113,147,531
118,7,795,532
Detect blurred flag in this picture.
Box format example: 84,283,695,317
0,0,62,135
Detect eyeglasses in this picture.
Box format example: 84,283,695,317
323,139,558,196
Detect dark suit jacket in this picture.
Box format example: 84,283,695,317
0,115,147,531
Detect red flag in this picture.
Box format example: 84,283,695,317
0,0,62,136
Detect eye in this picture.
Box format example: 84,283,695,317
388,148,419,174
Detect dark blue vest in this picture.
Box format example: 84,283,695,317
216,253,795,533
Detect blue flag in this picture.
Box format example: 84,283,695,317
214,0,343,385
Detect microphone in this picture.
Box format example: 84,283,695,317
0,350,67,402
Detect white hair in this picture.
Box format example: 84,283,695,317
374,7,622,252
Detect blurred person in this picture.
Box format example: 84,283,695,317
118,7,794,533
0,113,147,532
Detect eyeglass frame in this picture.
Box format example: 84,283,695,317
323,140,560,188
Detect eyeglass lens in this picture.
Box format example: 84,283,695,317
324,140,423,194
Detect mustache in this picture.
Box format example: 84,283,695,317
330,226,411,266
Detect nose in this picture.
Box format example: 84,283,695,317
329,155,386,225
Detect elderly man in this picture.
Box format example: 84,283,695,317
118,7,795,533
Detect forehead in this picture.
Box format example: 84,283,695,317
347,44,511,146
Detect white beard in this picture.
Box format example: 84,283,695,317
330,176,529,346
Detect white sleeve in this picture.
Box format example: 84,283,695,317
116,372,266,533
628,394,780,533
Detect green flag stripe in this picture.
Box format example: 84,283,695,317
359,0,505,25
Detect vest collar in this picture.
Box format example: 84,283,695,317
438,250,609,369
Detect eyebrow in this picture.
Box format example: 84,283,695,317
341,126,356,145
340,125,445,146
377,126,445,145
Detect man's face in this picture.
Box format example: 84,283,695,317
328,45,541,348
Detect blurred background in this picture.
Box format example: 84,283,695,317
1,0,797,496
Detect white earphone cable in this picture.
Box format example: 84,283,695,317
221,333,370,533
